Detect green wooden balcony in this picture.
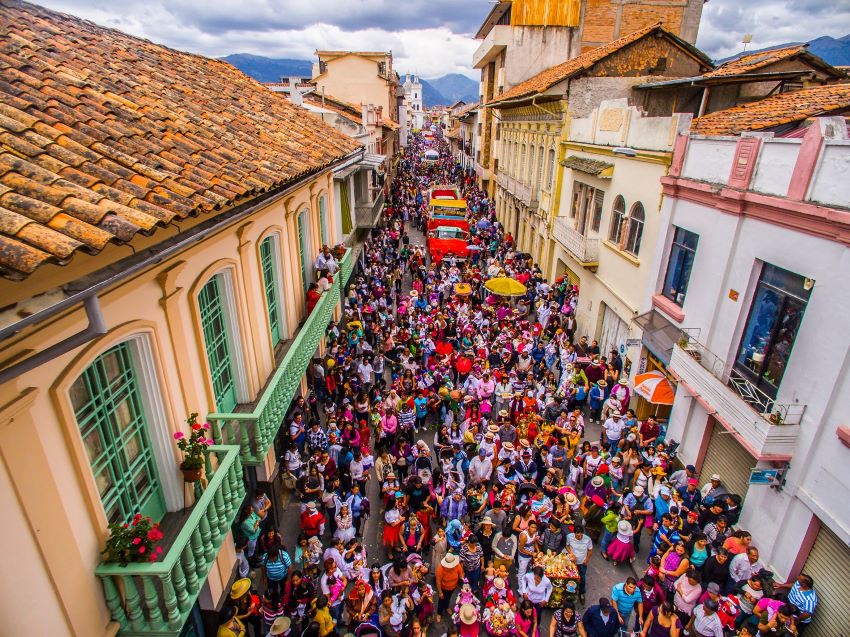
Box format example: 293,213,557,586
340,246,354,286
96,445,245,636
207,249,348,465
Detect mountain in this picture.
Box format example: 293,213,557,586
716,34,850,67
807,34,850,66
420,78,449,107
220,54,312,83
429,73,480,105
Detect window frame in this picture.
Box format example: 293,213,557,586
608,195,626,244
259,233,288,346
662,226,699,306
623,202,645,256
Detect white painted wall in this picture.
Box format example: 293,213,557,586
680,137,737,184
809,140,850,207
750,139,798,197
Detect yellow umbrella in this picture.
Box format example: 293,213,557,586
484,277,527,297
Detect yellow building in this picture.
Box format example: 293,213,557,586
0,3,361,636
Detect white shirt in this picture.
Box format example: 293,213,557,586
520,573,553,604
729,553,764,583
469,456,493,482
603,417,627,440
566,533,593,564
357,362,374,384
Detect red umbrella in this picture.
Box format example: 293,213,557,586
435,341,454,356
455,356,472,374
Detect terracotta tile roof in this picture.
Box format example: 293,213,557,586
453,102,480,118
691,83,850,135
0,1,360,280
706,45,841,78
302,93,362,124
380,119,399,131
489,24,712,106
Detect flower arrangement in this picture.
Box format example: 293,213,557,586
102,514,165,565
173,412,212,471
331,243,346,260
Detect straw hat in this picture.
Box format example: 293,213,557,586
498,409,509,418
480,516,497,527
230,578,251,599
459,603,478,625
617,520,634,537
597,380,607,388
488,424,500,434
502,442,515,452
591,476,605,488
619,378,629,385
565,492,579,506
270,617,292,635
493,577,506,590
441,553,460,568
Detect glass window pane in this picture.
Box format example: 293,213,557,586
736,287,781,375
83,428,105,463
94,465,115,498
762,298,807,388
124,433,143,463
69,376,91,413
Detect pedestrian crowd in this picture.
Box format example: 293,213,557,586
216,131,818,637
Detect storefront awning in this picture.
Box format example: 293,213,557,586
361,153,387,169
633,310,681,365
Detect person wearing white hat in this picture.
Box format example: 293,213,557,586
622,485,654,550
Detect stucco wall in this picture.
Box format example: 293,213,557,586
315,55,391,114
0,171,336,636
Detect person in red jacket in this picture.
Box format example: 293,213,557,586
300,501,325,537
306,283,322,314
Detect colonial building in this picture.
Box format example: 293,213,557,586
647,88,850,636
401,74,425,132
472,0,706,196
447,102,480,171
488,24,713,283
0,3,361,636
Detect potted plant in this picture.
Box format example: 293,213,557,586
173,413,212,482
331,243,346,260
768,411,784,425
102,513,164,566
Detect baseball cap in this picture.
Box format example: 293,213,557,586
599,597,611,610
686,464,697,472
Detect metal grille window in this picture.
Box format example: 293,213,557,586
662,226,699,306
734,263,811,399
70,342,165,523
609,195,626,243
198,275,238,412
624,202,645,256
260,236,284,346
571,182,605,235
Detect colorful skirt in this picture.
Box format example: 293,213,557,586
383,523,402,548
607,536,636,563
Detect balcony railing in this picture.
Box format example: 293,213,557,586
670,330,805,457
552,218,600,265
208,251,346,465
96,445,245,636
356,192,385,228
340,247,354,287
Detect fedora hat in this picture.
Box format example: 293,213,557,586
619,378,629,385
617,520,634,537
270,617,292,635
441,553,460,568
502,442,514,452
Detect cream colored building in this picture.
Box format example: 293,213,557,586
0,4,360,636
313,50,398,123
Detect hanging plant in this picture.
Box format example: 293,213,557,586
102,514,164,565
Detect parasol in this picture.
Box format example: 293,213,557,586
435,341,454,356
484,277,527,297
633,370,676,405
454,283,472,296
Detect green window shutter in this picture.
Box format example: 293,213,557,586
319,195,329,247
198,276,238,412
297,211,309,293
340,181,353,235
70,342,166,523
260,236,282,345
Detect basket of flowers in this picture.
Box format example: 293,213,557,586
483,601,516,636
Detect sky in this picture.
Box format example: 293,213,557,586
33,0,850,79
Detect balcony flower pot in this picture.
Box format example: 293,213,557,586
174,413,212,484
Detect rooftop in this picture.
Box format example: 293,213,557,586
690,83,850,135
707,44,843,79
0,1,360,280
488,24,713,106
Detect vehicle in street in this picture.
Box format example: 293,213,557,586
427,224,470,264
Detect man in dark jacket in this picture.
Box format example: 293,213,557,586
579,597,622,637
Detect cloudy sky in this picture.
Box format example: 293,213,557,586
35,0,850,78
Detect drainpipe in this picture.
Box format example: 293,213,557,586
0,295,106,385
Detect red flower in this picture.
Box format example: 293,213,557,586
192,423,202,431
156,546,164,554
147,529,164,542
138,546,146,554
132,537,142,545
133,513,143,523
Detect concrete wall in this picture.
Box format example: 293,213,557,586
315,55,392,115
0,171,336,636
504,26,575,88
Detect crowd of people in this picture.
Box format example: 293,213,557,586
218,131,819,637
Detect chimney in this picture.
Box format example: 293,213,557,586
289,77,303,106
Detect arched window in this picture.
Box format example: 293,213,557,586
546,148,556,190
318,194,329,247
609,195,626,243
624,202,645,256
529,144,536,185
519,144,526,179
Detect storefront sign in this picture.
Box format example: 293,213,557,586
626,338,642,348
749,468,782,485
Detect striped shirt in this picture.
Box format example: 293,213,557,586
398,409,416,429
787,582,818,623
691,605,724,637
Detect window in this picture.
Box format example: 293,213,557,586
624,202,645,256
318,194,329,247
662,227,699,306
519,145,526,179
198,274,239,412
734,264,811,399
70,342,166,523
297,209,310,292
260,235,286,346
570,182,605,235
546,148,555,191
535,146,545,192
609,195,626,243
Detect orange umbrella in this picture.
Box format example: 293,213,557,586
633,370,676,405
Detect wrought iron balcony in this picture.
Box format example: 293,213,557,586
208,250,347,465
96,445,245,636
670,330,805,458
552,218,600,266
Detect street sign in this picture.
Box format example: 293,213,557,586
749,468,781,485
626,338,642,348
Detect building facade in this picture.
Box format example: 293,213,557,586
650,113,850,636
402,74,425,131
0,4,361,636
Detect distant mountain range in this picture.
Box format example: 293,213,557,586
717,34,850,66
220,53,479,107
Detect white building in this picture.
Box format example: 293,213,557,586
649,102,850,636
402,74,425,131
